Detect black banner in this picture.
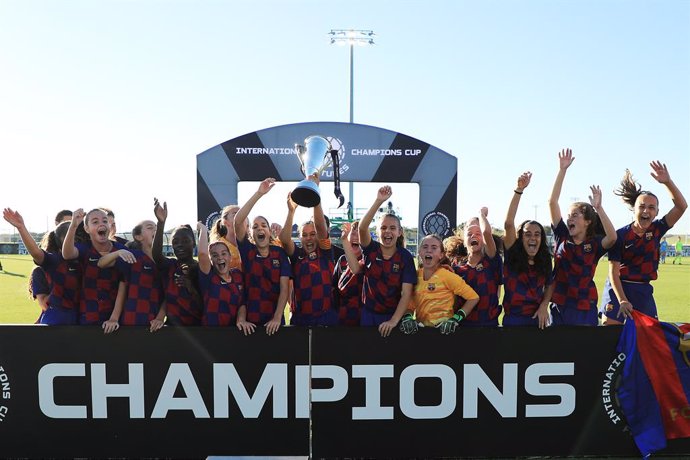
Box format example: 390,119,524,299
2,325,690,458
0,326,309,458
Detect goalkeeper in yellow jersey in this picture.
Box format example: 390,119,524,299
400,234,479,335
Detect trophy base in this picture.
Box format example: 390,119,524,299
292,180,321,208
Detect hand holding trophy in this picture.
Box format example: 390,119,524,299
292,135,345,208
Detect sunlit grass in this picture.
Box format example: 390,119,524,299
1,254,689,324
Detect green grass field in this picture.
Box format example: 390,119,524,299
1,254,689,324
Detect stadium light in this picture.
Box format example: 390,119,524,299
329,29,375,216
328,29,375,123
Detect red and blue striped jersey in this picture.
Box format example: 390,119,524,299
40,251,82,311
160,257,202,326
238,237,291,325
115,250,163,326
502,248,550,317
551,219,606,311
199,268,244,327
290,240,335,320
609,218,671,283
453,253,503,323
76,241,126,324
361,240,417,315
334,255,363,326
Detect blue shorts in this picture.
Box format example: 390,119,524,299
550,304,598,326
40,306,79,325
502,313,539,327
360,308,393,326
599,278,656,320
291,309,338,327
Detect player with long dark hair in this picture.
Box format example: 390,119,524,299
234,178,291,335
601,162,687,324
548,148,617,326
279,182,337,326
452,208,503,327
357,185,416,337
501,172,553,328
97,218,166,332
62,208,128,330
334,221,364,326
3,209,83,325
152,199,203,326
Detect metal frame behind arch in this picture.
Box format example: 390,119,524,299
196,122,457,237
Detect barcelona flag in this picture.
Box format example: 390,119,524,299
617,310,690,457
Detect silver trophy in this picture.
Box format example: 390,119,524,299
292,135,344,208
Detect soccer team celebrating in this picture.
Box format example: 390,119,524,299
3,149,687,335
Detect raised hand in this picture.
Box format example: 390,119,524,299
154,198,168,223
258,178,276,195
340,222,352,243
71,208,85,227
286,191,298,213
650,161,670,184
2,208,25,229
517,171,532,190
480,207,489,218
589,185,602,209
558,148,574,170
377,185,393,202
271,223,283,238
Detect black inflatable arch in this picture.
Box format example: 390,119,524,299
196,122,457,237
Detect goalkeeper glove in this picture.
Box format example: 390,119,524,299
399,313,418,335
439,310,466,335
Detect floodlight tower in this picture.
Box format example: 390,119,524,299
329,29,375,216
328,29,375,123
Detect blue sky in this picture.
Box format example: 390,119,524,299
1,0,688,237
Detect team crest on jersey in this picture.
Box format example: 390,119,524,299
606,303,614,312
392,263,400,273
272,259,280,268
308,251,318,260
645,232,653,241
583,243,592,253
427,283,436,291
475,263,484,272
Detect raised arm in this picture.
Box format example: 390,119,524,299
62,208,84,260
549,149,574,226
197,222,211,275
503,172,532,250
339,222,362,274
235,178,276,242
590,185,617,250
2,208,45,265
650,161,687,227
279,192,297,256
359,185,392,247
479,207,496,258
152,198,168,266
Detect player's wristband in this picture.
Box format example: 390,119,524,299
453,310,466,322
514,190,523,195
